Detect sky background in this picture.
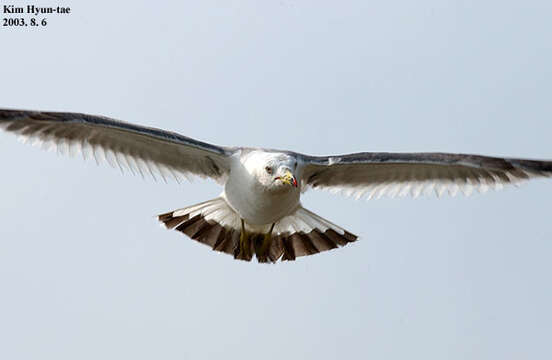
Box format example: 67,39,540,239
1,1,551,359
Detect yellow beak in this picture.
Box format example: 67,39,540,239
277,170,298,187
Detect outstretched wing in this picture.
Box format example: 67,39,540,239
0,109,235,184
298,152,552,199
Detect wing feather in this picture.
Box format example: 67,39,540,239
297,152,552,199
0,109,234,183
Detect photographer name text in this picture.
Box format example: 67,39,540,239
2,4,71,28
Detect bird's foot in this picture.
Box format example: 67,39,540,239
235,227,252,261
255,233,273,263
254,223,275,263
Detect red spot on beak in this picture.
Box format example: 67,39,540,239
292,177,298,187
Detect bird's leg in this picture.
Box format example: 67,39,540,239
256,223,275,262
239,219,251,260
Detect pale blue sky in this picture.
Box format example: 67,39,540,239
1,1,551,359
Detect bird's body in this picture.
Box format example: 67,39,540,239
225,150,300,226
1,108,551,263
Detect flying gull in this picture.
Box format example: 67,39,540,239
1,109,551,263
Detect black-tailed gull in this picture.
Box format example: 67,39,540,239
1,109,551,263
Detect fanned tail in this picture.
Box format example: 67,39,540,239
158,197,244,258
158,198,357,263
269,207,358,262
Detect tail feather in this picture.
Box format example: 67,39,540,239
158,198,357,263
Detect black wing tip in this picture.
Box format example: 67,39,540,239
0,108,35,122
0,108,90,126
507,158,552,174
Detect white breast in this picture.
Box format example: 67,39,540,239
223,151,300,226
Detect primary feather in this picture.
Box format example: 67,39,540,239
0,109,234,184
297,152,552,199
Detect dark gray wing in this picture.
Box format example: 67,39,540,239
298,152,552,199
0,109,234,184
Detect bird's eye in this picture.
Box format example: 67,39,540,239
265,166,273,174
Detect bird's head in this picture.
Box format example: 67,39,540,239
244,151,299,192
